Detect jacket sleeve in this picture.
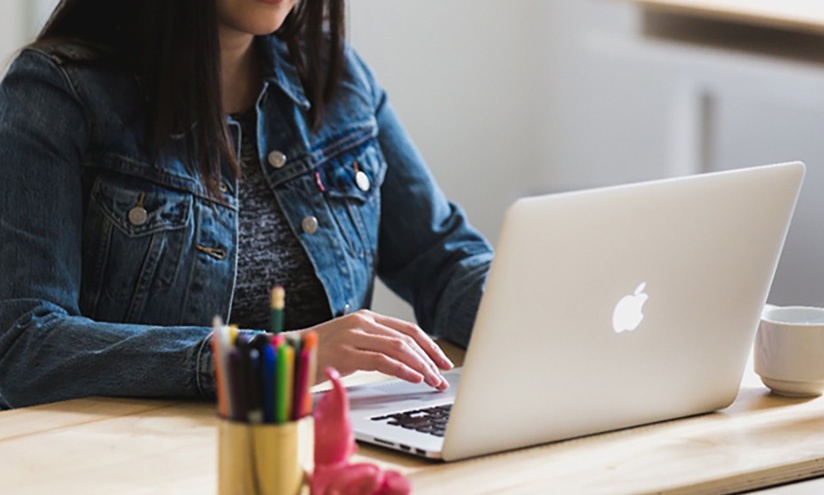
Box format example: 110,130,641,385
348,49,494,348
0,50,215,409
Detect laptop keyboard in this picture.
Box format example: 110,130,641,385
370,404,452,438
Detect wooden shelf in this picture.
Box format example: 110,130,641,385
630,0,824,35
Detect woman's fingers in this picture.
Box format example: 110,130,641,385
346,312,449,390
357,351,426,384
348,313,439,373
306,310,452,390
369,313,454,371
349,331,445,389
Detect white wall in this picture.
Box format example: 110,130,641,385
349,1,545,241
351,0,824,312
0,0,29,70
348,1,553,320
0,0,57,71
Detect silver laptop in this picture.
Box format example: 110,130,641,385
347,162,805,462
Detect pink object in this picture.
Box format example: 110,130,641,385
311,368,411,495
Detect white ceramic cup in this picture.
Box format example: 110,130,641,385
754,305,824,397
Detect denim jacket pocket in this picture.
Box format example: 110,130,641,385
316,140,387,258
80,173,193,322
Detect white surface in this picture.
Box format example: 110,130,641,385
30,0,59,34
0,0,58,74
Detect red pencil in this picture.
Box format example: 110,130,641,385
292,345,311,421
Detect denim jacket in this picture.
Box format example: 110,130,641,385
0,35,492,409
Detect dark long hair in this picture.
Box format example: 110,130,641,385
32,0,345,197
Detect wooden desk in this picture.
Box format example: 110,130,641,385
629,1,824,35
2,345,824,494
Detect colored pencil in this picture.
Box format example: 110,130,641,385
276,342,294,423
270,286,285,334
301,331,318,417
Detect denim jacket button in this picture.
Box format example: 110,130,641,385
355,171,371,192
267,150,287,169
128,206,148,226
301,216,319,234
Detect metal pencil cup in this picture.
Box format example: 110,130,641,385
218,418,312,495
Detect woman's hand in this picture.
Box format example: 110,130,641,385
298,310,453,391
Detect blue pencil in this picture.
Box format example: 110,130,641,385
261,343,277,423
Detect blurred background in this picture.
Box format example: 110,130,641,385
3,0,822,322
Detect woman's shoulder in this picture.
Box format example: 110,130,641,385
7,40,135,108
341,42,378,88
3,40,141,153
7,39,121,94
28,39,106,62
17,39,112,73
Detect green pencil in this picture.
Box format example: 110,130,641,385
270,285,285,334
276,342,294,423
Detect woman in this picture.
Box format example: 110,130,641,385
0,0,492,409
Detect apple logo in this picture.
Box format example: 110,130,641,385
612,282,649,333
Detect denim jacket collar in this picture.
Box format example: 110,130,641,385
256,35,311,111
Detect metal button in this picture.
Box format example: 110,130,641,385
219,182,228,193
355,171,370,192
267,150,287,169
301,216,319,234
128,206,148,226
343,303,351,315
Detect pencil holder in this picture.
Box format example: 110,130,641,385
218,418,313,495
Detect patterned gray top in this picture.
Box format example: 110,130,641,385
230,109,331,331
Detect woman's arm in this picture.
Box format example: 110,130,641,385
0,50,215,409
349,49,495,348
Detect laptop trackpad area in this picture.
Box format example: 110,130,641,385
347,368,462,415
